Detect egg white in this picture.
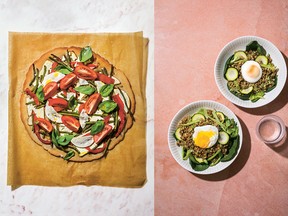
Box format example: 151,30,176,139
42,72,65,86
241,60,262,83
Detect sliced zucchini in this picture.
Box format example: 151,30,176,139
225,68,238,81
230,51,247,63
218,131,229,144
191,113,205,123
174,128,182,141
255,55,268,65
240,86,253,94
216,111,225,122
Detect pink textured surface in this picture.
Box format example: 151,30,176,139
155,0,288,215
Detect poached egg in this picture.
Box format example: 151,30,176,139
241,60,262,83
193,125,219,148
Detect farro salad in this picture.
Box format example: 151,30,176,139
224,41,278,102
174,108,239,171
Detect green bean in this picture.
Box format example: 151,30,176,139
58,111,79,118
29,64,37,86
63,150,75,160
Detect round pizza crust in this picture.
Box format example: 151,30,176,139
20,46,135,162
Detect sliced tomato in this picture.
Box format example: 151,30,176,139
113,94,126,137
43,81,58,100
87,63,99,69
74,65,97,80
93,124,113,144
51,62,58,73
68,86,77,94
48,98,68,108
36,117,53,133
48,98,68,112
59,73,77,90
32,111,51,144
84,93,102,115
61,115,80,132
103,115,111,124
96,72,115,84
78,103,85,113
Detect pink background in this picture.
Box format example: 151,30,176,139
155,0,288,215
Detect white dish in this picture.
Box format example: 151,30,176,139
168,100,243,175
214,36,287,108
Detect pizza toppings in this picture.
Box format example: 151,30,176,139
61,116,80,132
24,46,133,161
48,98,68,109
84,93,102,115
36,117,53,133
59,73,77,90
43,81,58,100
74,65,98,80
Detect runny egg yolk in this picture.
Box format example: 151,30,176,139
193,130,216,148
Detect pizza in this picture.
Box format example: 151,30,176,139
20,46,135,162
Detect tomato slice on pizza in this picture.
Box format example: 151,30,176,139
20,46,135,162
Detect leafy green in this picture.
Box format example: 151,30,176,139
224,54,234,79
80,46,93,63
68,95,78,110
36,85,44,102
99,100,118,113
74,85,96,95
249,91,265,102
246,41,266,55
100,84,114,97
189,155,209,171
90,120,105,135
196,108,239,138
221,136,239,162
55,65,71,75
57,134,75,146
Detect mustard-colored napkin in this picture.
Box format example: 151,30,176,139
8,32,148,187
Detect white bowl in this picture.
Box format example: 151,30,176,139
214,36,287,108
168,100,243,175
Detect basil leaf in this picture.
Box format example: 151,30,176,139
55,65,71,75
74,85,95,95
80,46,93,62
36,85,44,102
90,120,105,135
98,100,118,113
68,95,78,110
57,134,75,146
100,84,114,97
